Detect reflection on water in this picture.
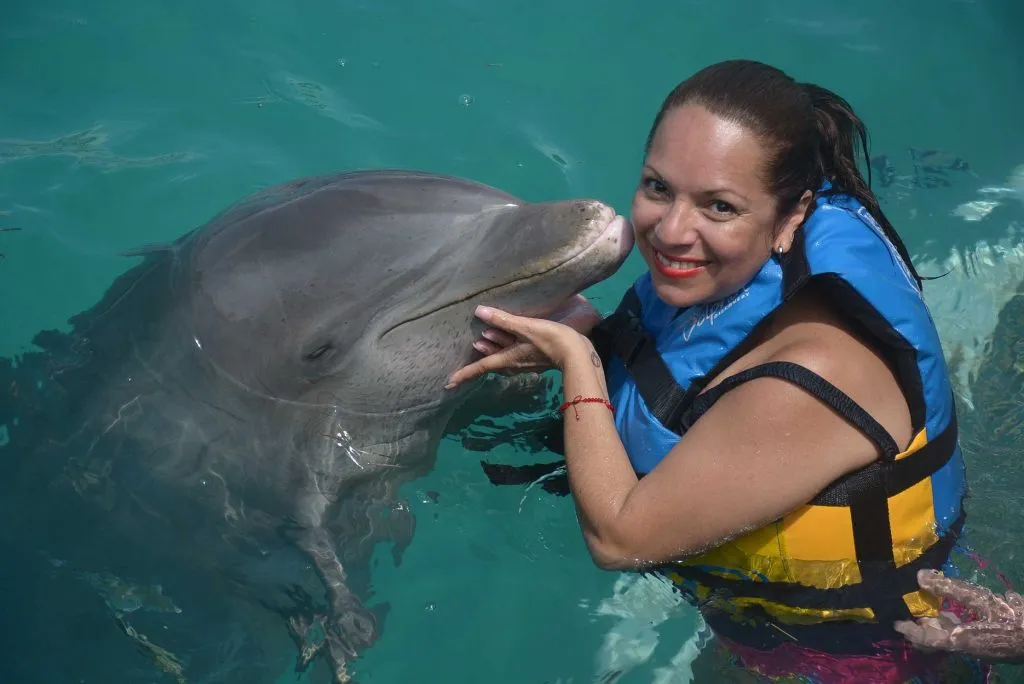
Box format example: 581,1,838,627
0,124,199,171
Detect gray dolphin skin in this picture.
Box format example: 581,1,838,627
0,169,633,683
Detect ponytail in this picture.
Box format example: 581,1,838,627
801,83,925,289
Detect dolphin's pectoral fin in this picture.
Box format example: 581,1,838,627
321,601,390,683
294,525,381,683
284,611,358,683
480,458,571,496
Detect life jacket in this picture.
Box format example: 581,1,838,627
590,188,968,653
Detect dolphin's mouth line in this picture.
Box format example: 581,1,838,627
197,213,626,424
380,214,627,340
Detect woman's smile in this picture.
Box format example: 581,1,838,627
652,249,710,279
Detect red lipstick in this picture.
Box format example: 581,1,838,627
652,249,709,279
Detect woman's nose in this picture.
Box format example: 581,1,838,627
654,201,699,246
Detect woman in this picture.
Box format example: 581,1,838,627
445,60,983,682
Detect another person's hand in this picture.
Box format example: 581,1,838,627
894,569,1024,662
445,295,599,389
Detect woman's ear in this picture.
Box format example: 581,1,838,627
775,190,813,252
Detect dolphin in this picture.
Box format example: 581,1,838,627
0,169,633,682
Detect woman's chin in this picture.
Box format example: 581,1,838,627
650,276,709,309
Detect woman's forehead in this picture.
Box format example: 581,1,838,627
646,106,768,193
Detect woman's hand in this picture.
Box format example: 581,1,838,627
894,569,1024,662
445,295,600,389
471,293,600,367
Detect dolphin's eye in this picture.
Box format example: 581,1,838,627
303,342,333,362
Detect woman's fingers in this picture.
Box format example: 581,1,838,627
476,305,534,336
472,338,503,355
446,305,587,391
444,356,501,389
480,328,517,348
445,345,543,389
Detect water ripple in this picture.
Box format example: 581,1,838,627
0,124,199,172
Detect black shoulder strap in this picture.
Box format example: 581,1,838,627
678,359,959,507
588,287,690,430
678,360,901,460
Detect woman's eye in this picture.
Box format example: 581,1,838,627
642,177,668,195
710,200,736,215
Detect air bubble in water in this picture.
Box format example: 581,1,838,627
336,58,346,67
459,94,473,107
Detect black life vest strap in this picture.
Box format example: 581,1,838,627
589,286,692,430
679,361,901,459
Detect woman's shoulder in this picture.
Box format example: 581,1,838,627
759,286,914,449
763,286,881,371
688,282,921,475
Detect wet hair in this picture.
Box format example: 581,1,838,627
645,59,924,288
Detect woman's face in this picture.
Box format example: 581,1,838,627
629,104,809,309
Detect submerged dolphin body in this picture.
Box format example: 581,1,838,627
0,169,633,682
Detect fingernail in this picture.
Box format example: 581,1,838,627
473,341,488,352
481,329,497,342
475,305,494,318
444,379,455,390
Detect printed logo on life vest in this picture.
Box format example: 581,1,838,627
681,287,751,342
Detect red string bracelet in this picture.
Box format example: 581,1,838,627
558,395,615,421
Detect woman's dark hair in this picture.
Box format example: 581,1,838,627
645,59,924,288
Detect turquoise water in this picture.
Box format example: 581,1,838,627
1,0,1023,682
